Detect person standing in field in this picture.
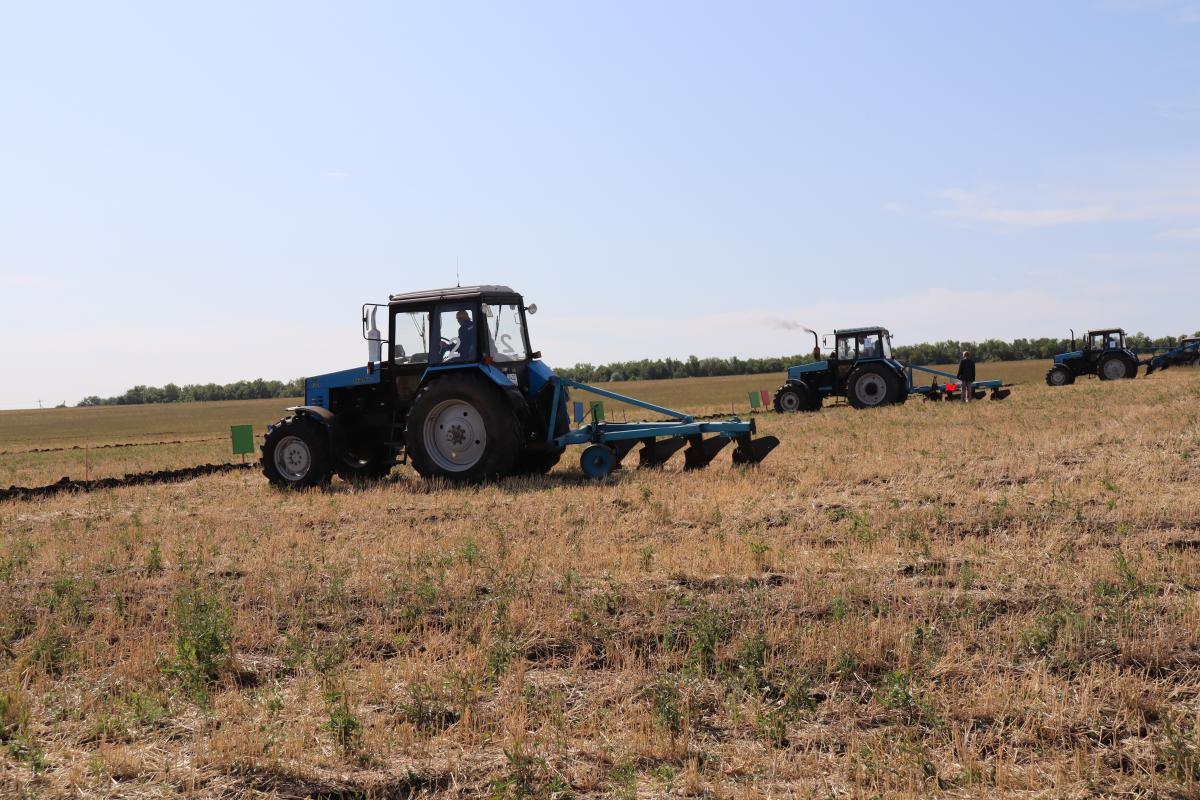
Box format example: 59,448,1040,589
957,350,976,403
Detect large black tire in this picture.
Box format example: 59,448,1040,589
262,416,334,489
405,374,522,484
1098,353,1138,381
1045,365,1074,386
774,382,820,413
335,443,397,483
846,364,901,409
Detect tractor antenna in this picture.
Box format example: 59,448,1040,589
456,256,461,288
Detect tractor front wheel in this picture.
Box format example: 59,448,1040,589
847,364,901,409
262,416,334,489
1098,353,1138,380
405,374,522,483
773,382,820,413
1045,365,1074,386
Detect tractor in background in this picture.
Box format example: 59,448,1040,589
262,285,777,487
772,326,1010,413
1045,328,1140,386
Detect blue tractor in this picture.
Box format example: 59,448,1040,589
773,326,1011,412
262,285,777,487
1045,328,1140,386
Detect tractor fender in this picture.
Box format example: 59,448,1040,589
284,405,346,454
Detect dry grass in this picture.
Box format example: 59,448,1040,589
1,368,1199,798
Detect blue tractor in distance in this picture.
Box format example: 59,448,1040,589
773,326,1011,412
1044,328,1140,386
262,285,777,488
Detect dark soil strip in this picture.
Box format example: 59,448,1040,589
0,462,257,502
1,436,225,456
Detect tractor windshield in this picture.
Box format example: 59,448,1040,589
837,337,855,360
487,304,529,362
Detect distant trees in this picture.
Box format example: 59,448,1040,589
77,378,303,407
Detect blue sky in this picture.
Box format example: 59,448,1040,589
2,1,1199,407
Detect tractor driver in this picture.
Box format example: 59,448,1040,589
453,309,477,362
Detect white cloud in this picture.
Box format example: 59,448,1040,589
932,187,1200,229
1154,226,1200,240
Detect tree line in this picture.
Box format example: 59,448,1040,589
78,330,1197,404
77,378,303,407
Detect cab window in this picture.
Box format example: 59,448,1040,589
430,303,479,364
485,303,529,362
860,334,882,358
393,311,430,365
837,337,856,360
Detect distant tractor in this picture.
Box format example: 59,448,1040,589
262,285,777,488
1045,328,1140,386
773,326,1010,413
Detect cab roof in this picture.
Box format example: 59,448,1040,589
1086,328,1126,336
388,285,522,306
834,326,890,336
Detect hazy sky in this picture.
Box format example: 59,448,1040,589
3,1,1199,407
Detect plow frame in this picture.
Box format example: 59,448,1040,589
543,376,777,477
904,363,1012,400
1138,340,1200,374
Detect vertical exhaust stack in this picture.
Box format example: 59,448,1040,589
367,307,382,363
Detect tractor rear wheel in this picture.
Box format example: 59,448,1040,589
847,364,901,409
405,374,522,483
1098,353,1138,380
335,443,397,482
262,416,334,489
1045,365,1074,386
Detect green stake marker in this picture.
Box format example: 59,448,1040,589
230,424,255,460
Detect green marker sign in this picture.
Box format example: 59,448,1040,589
230,424,255,456
590,401,605,421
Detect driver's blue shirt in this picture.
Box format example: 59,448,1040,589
457,320,476,361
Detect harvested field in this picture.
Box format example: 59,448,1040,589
1,366,1198,798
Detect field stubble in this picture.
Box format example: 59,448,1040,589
0,367,1198,797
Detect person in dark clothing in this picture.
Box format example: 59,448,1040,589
956,350,976,403
454,309,476,361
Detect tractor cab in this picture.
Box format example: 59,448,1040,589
830,327,893,362
1085,328,1126,352
384,285,534,371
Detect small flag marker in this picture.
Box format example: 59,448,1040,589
748,391,761,409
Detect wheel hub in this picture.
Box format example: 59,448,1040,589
423,400,487,472
856,374,886,405
274,435,311,481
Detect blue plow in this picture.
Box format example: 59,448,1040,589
1140,340,1200,375
903,363,1012,401
542,376,779,478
